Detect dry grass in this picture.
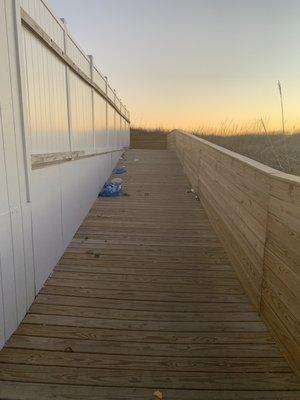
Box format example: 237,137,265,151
130,127,169,137
193,132,300,176
131,127,300,176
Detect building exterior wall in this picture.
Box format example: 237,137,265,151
22,27,70,154
0,0,130,348
31,151,122,292
0,0,35,348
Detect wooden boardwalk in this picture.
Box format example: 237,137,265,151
0,149,299,399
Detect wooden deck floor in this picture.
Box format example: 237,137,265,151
0,149,299,399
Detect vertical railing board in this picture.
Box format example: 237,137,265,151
168,130,300,377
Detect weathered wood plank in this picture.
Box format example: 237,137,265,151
44,276,245,294
0,348,290,372
55,263,235,276
50,270,240,286
28,302,261,322
40,284,250,303
14,324,276,344
0,363,299,390
1,382,299,400
35,293,254,312
5,335,283,357
24,313,267,332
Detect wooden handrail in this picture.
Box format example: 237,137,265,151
168,129,300,377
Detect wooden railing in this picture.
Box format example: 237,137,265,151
168,130,300,377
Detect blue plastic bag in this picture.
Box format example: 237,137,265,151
99,181,122,197
113,167,127,175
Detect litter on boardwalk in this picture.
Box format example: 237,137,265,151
186,188,195,193
153,389,164,400
111,177,123,185
99,180,122,197
113,166,127,174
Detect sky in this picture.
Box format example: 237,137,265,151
50,0,300,132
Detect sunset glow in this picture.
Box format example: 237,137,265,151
50,0,300,133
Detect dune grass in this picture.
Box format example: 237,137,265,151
193,132,300,175
131,127,300,176
130,127,169,137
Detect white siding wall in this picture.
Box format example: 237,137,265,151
67,35,91,77
0,0,130,349
21,25,129,157
22,28,69,154
115,97,121,112
107,104,115,148
125,121,130,147
116,113,122,147
69,71,94,153
93,67,107,93
107,85,115,103
121,118,126,147
31,152,117,292
20,0,64,50
94,92,107,149
0,0,35,348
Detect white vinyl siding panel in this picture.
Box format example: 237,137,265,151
93,67,107,94
121,117,126,147
115,96,121,112
69,71,93,153
116,113,122,147
107,104,115,148
67,35,91,78
22,27,69,154
94,93,107,149
20,0,64,50
107,85,115,103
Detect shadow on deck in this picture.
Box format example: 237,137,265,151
0,149,299,399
